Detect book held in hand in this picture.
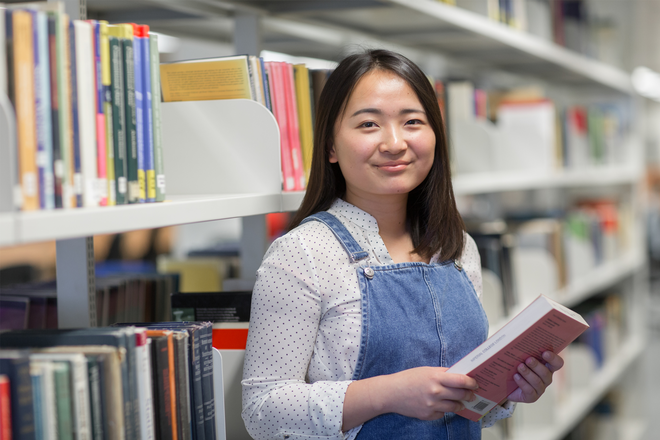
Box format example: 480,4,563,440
447,294,589,422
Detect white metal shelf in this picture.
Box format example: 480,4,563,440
281,190,305,213
452,166,642,195
510,335,645,440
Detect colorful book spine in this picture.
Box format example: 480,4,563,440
293,64,314,183
140,25,156,203
55,13,74,208
107,30,127,205
34,10,55,210
11,10,40,211
149,32,166,202
0,356,36,440
90,20,108,206
130,23,146,203
52,361,74,440
265,61,295,191
283,62,305,191
0,375,11,440
68,19,82,208
100,21,117,206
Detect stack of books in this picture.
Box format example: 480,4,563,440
2,1,166,211
0,322,215,440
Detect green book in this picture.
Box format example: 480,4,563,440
107,32,127,205
52,361,74,440
149,33,166,202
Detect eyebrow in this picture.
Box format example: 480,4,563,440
350,108,426,117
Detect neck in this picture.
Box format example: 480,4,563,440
343,191,408,239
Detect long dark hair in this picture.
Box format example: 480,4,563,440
289,49,465,262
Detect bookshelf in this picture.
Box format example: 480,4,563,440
1,1,650,439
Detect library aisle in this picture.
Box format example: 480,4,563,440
1,1,660,440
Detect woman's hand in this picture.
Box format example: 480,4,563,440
343,366,478,431
506,351,564,404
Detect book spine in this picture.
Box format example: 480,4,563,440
47,13,62,208
12,10,40,211
141,26,155,203
29,365,44,440
173,333,191,440
293,64,313,184
120,26,139,204
34,11,55,210
150,337,174,440
165,334,179,440
130,23,145,203
91,21,107,206
259,57,272,112
52,362,73,440
109,35,127,205
57,13,75,208
283,62,305,190
69,357,92,440
0,375,11,440
266,61,295,191
149,33,165,202
189,327,205,440
136,331,156,440
200,323,215,440
123,328,140,440
74,20,99,209
68,19,82,208
98,21,115,206
86,357,104,440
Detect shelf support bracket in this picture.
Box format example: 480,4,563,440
240,215,267,283
56,237,97,328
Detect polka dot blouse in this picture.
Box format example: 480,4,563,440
241,199,515,440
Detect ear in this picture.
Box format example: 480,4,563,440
328,144,338,163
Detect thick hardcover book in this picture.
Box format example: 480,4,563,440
0,352,35,440
149,334,174,440
146,330,178,440
171,331,191,440
107,32,127,205
148,32,165,202
159,55,253,102
447,294,589,422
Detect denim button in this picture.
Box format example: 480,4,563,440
364,267,375,279
454,259,463,271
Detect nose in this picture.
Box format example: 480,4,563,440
379,124,407,155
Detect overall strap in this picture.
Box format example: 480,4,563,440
301,211,370,263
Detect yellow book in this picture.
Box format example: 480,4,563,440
12,10,39,210
99,21,116,206
159,56,253,102
293,64,314,182
156,256,226,292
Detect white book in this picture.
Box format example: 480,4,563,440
30,359,58,440
73,19,98,207
135,329,155,440
32,352,92,440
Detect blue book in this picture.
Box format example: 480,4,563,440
140,26,155,202
131,23,145,203
69,20,82,208
0,352,36,440
33,10,55,210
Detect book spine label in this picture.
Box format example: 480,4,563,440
149,33,165,202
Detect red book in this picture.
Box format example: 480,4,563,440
265,61,295,191
447,294,589,422
281,62,305,191
211,323,249,350
0,375,10,440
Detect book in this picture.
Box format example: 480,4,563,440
90,20,108,207
293,64,314,183
85,355,104,440
0,351,35,440
68,19,83,208
0,374,11,440
148,32,165,202
135,328,156,440
148,333,175,440
282,62,305,191
46,12,64,208
130,23,145,204
28,360,57,440
159,55,253,102
99,21,116,206
139,25,156,203
51,360,73,440
107,30,127,205
446,294,589,422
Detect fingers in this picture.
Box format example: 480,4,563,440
511,352,565,403
542,351,565,372
436,370,479,391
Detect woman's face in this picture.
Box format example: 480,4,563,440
330,69,436,206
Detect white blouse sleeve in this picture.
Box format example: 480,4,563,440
242,232,351,440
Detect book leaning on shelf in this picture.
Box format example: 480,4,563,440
446,294,589,422
1,1,166,211
0,321,214,440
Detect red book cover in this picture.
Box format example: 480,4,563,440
447,294,589,422
264,61,295,191
211,323,249,350
282,62,305,191
0,375,10,440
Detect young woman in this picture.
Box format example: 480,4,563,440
242,49,564,440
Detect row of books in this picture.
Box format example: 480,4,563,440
0,322,215,440
158,55,332,192
468,197,632,322
0,273,176,330
441,80,629,174
2,1,166,211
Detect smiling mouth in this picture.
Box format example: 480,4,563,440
377,162,410,171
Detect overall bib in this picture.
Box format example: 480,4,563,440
302,212,489,440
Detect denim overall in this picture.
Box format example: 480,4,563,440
302,211,489,440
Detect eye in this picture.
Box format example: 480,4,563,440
405,119,424,125
359,121,378,128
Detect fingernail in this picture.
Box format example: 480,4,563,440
514,373,522,381
518,364,527,373
543,352,552,361
526,358,537,367
469,393,477,402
